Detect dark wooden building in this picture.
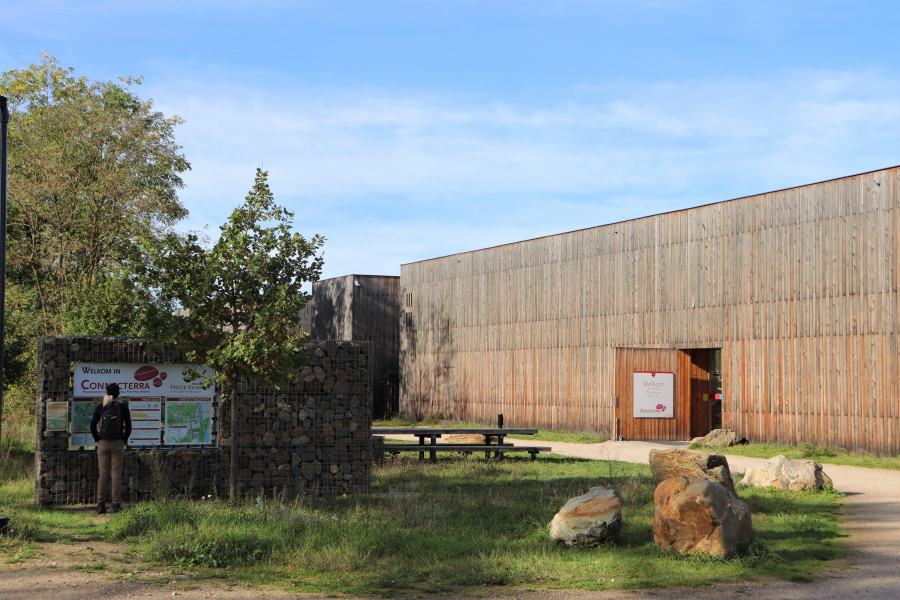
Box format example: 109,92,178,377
399,166,900,455
301,275,400,418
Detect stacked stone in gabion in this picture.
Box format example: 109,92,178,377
220,341,374,497
35,337,374,505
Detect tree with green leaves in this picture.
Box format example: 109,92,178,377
148,168,324,499
1,55,190,421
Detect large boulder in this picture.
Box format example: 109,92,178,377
691,429,738,448
741,455,833,491
653,476,753,558
649,448,736,495
549,486,622,546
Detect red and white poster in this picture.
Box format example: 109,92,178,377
70,363,217,448
73,363,216,399
633,371,674,418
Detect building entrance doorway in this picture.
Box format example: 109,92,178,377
614,347,723,441
685,348,723,439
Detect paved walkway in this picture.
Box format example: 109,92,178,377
384,435,900,599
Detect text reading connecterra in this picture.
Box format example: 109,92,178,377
80,381,151,391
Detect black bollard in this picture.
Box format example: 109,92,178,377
497,413,503,428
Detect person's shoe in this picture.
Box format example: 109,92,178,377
97,501,107,514
111,502,122,513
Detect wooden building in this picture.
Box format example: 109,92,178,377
399,166,900,455
301,275,400,418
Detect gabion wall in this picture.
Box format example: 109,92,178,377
35,337,374,505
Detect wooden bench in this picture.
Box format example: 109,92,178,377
381,442,551,461
373,426,548,461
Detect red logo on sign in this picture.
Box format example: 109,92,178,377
134,366,167,388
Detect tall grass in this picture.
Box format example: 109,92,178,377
1,417,34,490
0,418,42,544
104,455,844,594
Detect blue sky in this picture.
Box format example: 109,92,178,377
3,1,899,279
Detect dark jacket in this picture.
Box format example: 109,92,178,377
90,400,132,443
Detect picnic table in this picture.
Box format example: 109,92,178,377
372,427,551,461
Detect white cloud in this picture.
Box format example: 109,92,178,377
144,68,900,277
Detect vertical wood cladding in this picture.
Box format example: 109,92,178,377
613,348,684,440
400,167,900,454
301,275,400,381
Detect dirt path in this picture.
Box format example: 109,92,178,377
2,440,898,599
0,538,299,600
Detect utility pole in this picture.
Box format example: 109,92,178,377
0,95,9,443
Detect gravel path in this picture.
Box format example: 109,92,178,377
2,439,897,599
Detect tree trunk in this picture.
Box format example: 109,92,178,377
229,383,239,503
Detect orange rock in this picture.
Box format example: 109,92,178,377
653,476,753,558
649,448,735,495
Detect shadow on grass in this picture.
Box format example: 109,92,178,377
1,451,848,595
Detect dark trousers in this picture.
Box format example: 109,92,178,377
97,439,125,503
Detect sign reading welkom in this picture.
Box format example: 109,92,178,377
74,363,216,398
70,363,216,448
633,371,674,418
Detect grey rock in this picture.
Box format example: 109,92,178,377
741,455,833,491
691,429,738,447
549,486,622,546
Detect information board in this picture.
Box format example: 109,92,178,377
633,371,675,418
46,402,69,432
129,398,163,446
73,363,215,398
67,363,217,449
165,398,213,445
71,398,102,447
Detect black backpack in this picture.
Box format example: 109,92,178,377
98,401,124,440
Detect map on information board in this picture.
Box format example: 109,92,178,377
165,398,213,445
71,398,102,447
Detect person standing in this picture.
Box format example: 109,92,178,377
90,383,132,514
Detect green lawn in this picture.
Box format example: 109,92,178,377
2,428,847,596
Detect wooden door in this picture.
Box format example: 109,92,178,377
687,349,713,438
614,348,689,440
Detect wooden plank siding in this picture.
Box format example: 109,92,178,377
300,276,354,341
613,348,684,440
400,167,900,455
300,275,400,381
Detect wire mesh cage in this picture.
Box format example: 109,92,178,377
35,337,374,505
